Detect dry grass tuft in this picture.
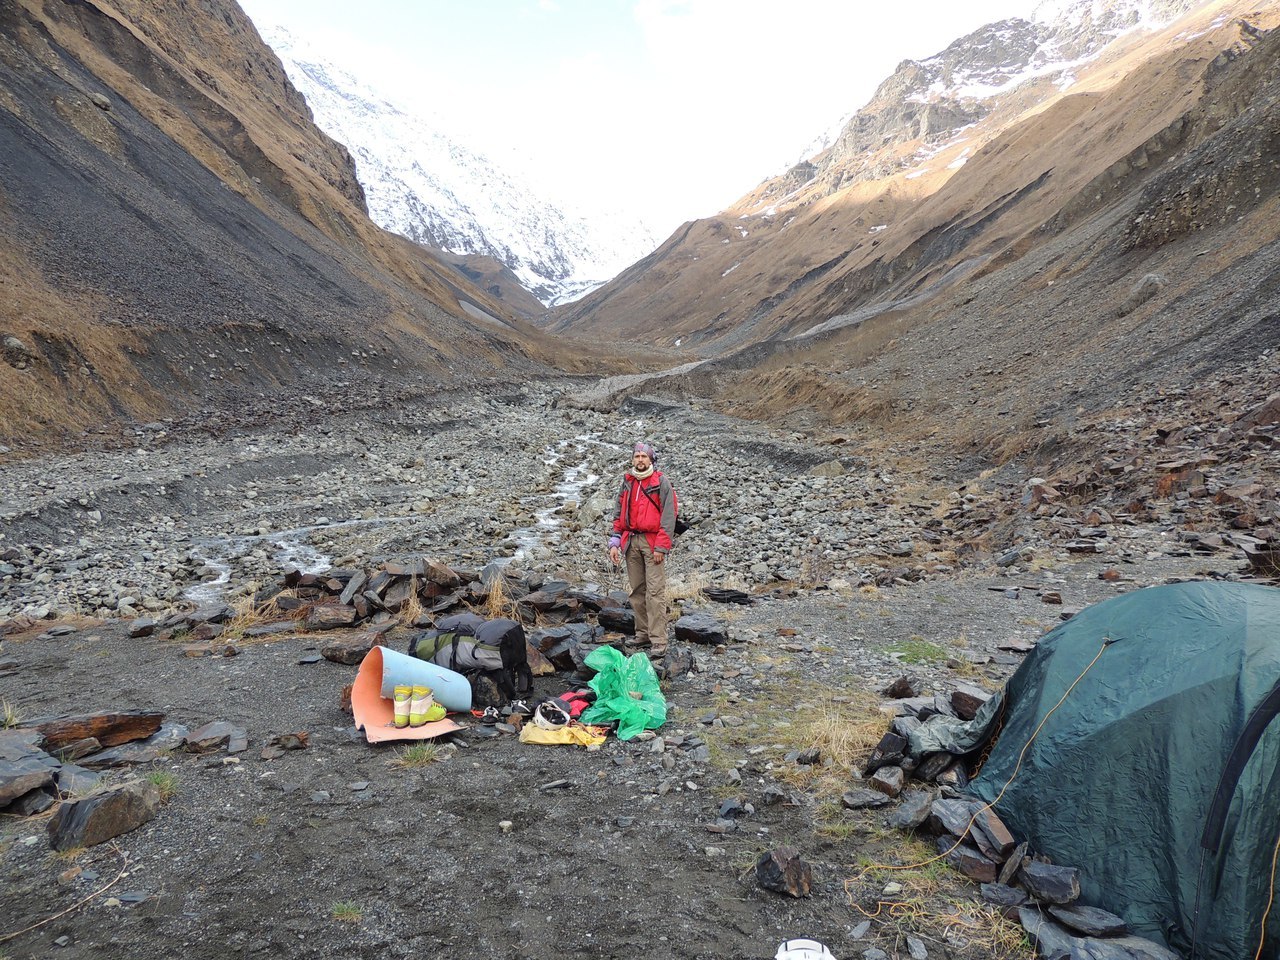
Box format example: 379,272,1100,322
483,574,518,620
937,901,1035,957
398,577,425,626
219,590,305,644
771,690,889,797
665,568,710,604
389,743,443,769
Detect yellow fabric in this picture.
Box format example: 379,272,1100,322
518,723,607,748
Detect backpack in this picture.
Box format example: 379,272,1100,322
408,614,533,708
642,480,690,537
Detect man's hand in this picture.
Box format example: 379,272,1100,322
609,546,621,566
654,552,666,565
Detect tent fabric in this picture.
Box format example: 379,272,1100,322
908,691,1004,755
967,581,1280,960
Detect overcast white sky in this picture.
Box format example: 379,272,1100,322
238,0,1044,237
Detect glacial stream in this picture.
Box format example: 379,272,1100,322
183,435,615,604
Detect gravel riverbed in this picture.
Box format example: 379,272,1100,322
0,384,1251,960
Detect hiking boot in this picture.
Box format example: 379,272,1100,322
408,685,435,727
393,684,413,728
648,642,668,657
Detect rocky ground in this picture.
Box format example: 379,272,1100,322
0,382,1269,960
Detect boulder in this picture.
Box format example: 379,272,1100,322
304,604,359,630
950,683,992,721
673,612,729,645
598,607,635,634
755,846,812,897
863,730,908,775
980,883,1028,908
1020,860,1080,904
881,675,919,698
47,779,161,850
939,837,998,883
870,765,905,797
322,635,374,665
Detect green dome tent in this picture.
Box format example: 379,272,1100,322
968,581,1280,959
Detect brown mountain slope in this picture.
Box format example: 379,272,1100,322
551,3,1280,398
0,0,601,449
566,3,1280,486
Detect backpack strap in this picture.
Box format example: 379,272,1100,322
643,478,679,538
514,661,533,695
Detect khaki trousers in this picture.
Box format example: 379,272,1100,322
625,535,668,648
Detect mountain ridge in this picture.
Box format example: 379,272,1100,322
548,0,1280,470
0,0,614,449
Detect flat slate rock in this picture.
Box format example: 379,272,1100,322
0,727,47,754
56,761,103,797
1048,903,1129,937
841,788,892,809
78,742,166,769
1019,907,1178,960
8,785,58,815
0,732,60,807
980,882,1028,907
24,710,165,749
183,721,248,754
886,789,934,830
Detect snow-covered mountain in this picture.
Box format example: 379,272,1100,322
259,27,656,308
793,0,1208,191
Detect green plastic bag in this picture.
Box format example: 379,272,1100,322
579,645,666,740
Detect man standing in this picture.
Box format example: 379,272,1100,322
608,441,676,656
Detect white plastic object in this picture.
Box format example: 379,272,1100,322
775,939,837,960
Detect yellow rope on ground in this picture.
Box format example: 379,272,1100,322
0,842,131,944
846,638,1112,913
1254,828,1280,960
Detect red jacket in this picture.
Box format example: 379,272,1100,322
610,470,675,555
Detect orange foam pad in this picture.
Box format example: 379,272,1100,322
351,645,461,743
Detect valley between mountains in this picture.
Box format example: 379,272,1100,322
4,0,1280,957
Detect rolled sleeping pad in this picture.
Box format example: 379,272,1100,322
374,645,473,712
